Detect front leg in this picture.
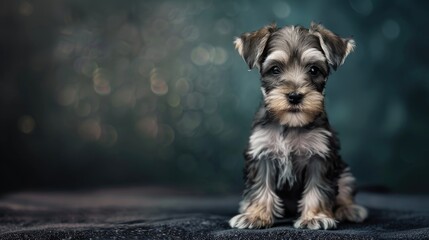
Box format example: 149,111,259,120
229,152,283,229
294,156,337,230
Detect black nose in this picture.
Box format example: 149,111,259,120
287,92,303,104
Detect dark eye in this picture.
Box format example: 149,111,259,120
269,66,281,75
309,66,320,77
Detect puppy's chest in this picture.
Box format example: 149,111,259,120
248,126,332,160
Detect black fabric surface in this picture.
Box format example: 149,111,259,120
0,187,428,240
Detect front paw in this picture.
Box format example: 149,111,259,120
294,213,337,230
335,204,368,223
229,213,274,229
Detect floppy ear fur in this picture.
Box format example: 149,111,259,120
234,24,278,69
309,22,355,70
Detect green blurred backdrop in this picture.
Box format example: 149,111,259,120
1,0,428,193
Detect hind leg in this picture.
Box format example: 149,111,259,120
335,168,368,222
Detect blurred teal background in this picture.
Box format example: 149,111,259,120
1,0,428,193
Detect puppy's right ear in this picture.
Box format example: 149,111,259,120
309,22,355,71
234,24,277,69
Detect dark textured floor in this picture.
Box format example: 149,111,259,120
0,187,428,240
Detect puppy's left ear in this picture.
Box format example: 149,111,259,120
234,24,278,69
310,22,355,70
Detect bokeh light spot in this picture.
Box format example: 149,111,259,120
57,85,78,106
215,18,233,35
100,124,118,146
79,119,102,141
157,124,175,146
191,46,210,66
382,19,401,39
74,57,98,77
19,1,33,16
175,78,191,96
136,116,158,138
272,1,291,19
92,68,111,95
150,68,169,96
182,25,200,42
349,0,373,15
205,115,224,135
18,115,36,134
191,44,228,66
54,41,74,60
168,7,186,25
212,47,228,65
177,111,202,134
167,93,181,107
151,79,168,96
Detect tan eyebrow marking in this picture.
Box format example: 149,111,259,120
301,48,326,63
263,50,289,69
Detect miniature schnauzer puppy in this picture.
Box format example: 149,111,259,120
229,23,368,230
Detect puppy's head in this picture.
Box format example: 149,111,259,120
234,23,354,127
